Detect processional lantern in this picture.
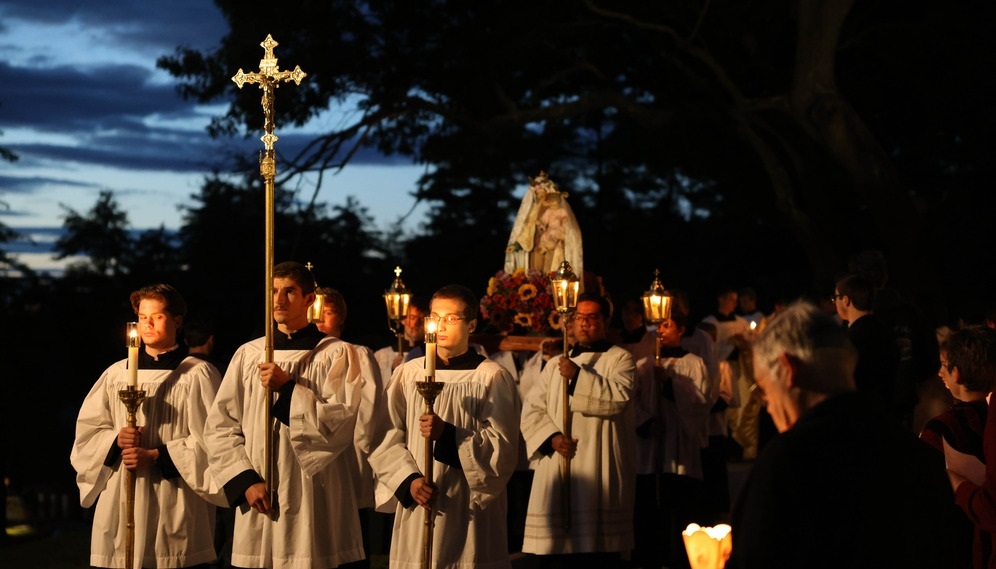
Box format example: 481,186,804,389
551,260,581,324
383,266,413,354
642,268,673,361
550,260,579,530
305,262,326,324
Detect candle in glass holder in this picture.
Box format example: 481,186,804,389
126,322,140,388
424,317,439,379
682,523,732,569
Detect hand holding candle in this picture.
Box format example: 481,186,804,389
424,317,439,379
126,322,140,388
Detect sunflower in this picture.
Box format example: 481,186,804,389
518,283,538,301
514,312,534,329
547,311,563,330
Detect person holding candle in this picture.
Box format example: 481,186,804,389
71,283,225,569
203,261,366,569
368,284,521,569
520,292,637,568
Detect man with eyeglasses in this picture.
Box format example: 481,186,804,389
520,293,637,568
369,284,521,568
833,273,900,421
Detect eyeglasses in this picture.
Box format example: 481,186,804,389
830,294,844,302
433,314,465,325
573,313,603,324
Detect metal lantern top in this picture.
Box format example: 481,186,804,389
551,260,580,313
383,266,412,323
642,269,672,325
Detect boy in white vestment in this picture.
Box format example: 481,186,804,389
71,284,224,569
632,308,714,569
521,293,637,567
204,262,365,569
369,284,521,569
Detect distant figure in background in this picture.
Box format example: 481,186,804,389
616,296,657,363
849,249,937,433
184,315,235,569
729,301,958,568
316,287,390,569
71,284,224,569
737,287,765,329
374,301,427,382
185,315,221,370
700,287,755,460
833,273,901,421
505,171,583,281
920,327,996,569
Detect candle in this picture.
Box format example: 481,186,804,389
682,523,732,569
424,317,439,379
126,322,140,388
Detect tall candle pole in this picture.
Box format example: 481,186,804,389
415,317,443,569
231,34,306,501
119,322,146,569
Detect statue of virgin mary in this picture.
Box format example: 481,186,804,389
504,172,583,288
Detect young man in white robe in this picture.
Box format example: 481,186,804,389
520,293,637,567
368,284,521,569
204,262,365,569
632,309,714,569
71,284,224,568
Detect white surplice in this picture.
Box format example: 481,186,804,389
633,352,712,478
71,356,223,569
520,345,637,555
205,334,365,569
369,356,521,569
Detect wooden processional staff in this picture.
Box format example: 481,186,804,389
231,34,307,500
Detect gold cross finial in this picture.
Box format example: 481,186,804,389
394,266,402,278
230,34,307,154
306,262,314,271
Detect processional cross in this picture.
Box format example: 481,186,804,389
231,34,306,501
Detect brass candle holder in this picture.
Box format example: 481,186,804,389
118,384,146,569
414,317,443,569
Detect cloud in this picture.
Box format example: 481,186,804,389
0,1,228,55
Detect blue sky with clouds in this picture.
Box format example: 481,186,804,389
0,0,430,270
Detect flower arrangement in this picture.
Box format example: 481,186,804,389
480,268,561,335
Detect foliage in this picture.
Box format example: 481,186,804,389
54,190,131,278
156,0,996,323
479,268,560,335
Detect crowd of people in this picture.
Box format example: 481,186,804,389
70,252,996,569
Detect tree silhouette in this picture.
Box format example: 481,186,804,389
54,190,132,278
158,1,995,326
